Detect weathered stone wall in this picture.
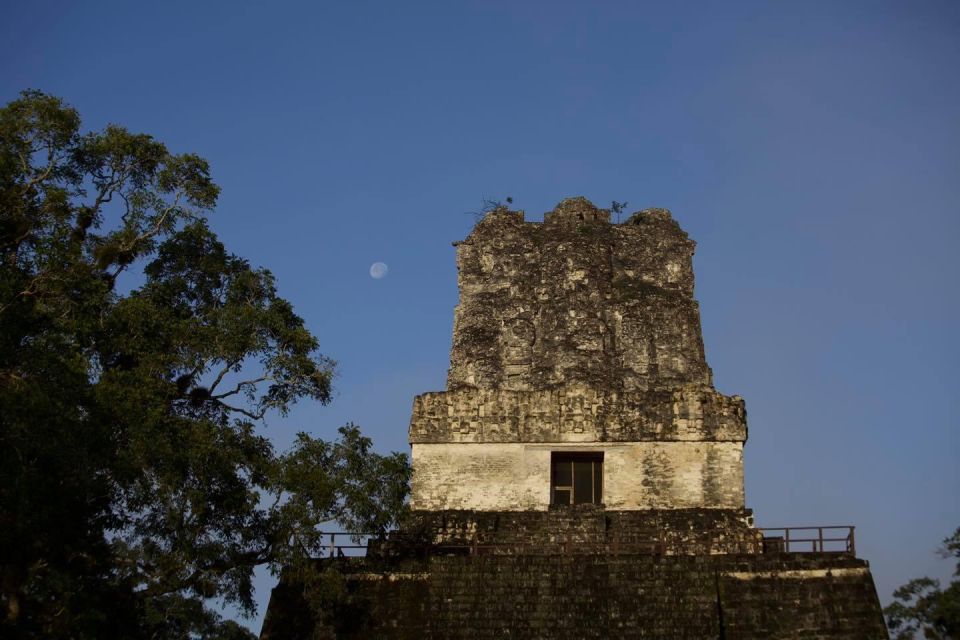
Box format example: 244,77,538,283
410,385,746,444
446,199,712,392
261,553,889,639
409,198,748,512
392,508,761,554
410,442,744,511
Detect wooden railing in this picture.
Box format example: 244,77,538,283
757,526,856,555
321,532,372,558
314,525,856,558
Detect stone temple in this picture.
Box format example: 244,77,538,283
262,198,888,639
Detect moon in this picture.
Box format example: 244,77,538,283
369,262,388,279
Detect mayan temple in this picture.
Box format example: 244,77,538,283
262,198,888,639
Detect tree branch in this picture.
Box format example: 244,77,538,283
129,193,183,248
215,401,265,421
135,546,273,600
20,142,58,193
208,358,242,394
212,376,272,400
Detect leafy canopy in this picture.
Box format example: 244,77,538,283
0,90,410,639
885,527,960,639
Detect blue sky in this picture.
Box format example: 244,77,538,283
3,0,958,632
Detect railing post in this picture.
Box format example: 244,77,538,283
818,527,823,553
785,528,790,553
849,526,856,556
329,533,335,558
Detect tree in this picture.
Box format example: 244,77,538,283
885,527,960,639
610,200,628,223
0,90,410,638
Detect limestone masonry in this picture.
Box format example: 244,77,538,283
261,197,889,640
410,197,746,512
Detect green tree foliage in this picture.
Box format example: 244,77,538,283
0,90,411,638
885,527,960,639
